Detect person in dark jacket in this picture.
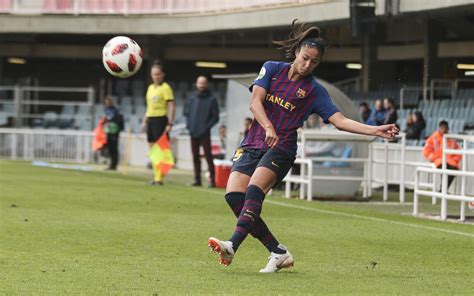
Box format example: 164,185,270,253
406,111,426,140
358,102,371,124
383,98,398,125
184,75,220,187
103,96,123,170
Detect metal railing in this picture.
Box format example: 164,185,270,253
284,158,313,200
283,130,374,201
413,134,474,221
370,133,436,203
399,78,464,111
333,76,362,94
399,86,423,111
0,85,95,130
0,128,94,163
284,132,441,203
453,78,474,98
429,79,455,101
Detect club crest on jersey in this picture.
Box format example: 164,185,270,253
296,88,306,98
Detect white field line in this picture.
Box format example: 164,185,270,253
195,189,474,238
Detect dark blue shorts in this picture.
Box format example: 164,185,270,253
231,148,295,185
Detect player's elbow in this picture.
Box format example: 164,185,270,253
327,112,345,131
249,101,257,114
330,118,345,131
332,121,344,131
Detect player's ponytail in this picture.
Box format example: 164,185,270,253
273,19,327,59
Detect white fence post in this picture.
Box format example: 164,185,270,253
11,133,17,159
432,169,437,205
413,169,419,216
285,167,292,199
440,136,448,220
368,143,373,197
23,133,28,159
307,160,313,201
460,138,467,222
399,134,406,203
300,161,306,200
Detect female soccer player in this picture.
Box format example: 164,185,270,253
208,21,399,273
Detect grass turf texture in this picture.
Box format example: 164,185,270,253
1,160,473,295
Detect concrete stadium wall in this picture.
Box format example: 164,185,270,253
0,1,349,34
1,0,472,35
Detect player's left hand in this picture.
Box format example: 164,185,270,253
165,124,172,134
375,124,399,140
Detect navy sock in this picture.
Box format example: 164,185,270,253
225,191,283,253
224,192,245,217
229,185,266,252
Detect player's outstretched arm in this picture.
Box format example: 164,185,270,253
328,112,399,140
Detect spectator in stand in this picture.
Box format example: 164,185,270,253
358,102,371,124
383,98,398,125
423,120,461,188
184,75,220,187
366,99,386,126
305,113,319,129
242,117,253,139
406,111,426,140
103,96,123,171
403,112,414,135
238,117,255,149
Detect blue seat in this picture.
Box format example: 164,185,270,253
322,146,352,168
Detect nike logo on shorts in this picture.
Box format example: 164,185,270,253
271,160,280,168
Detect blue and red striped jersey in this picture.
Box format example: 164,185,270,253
241,61,340,157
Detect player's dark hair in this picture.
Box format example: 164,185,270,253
152,59,165,72
273,19,327,60
439,120,449,129
414,111,425,124
385,98,395,106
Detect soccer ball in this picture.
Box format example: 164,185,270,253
102,36,143,78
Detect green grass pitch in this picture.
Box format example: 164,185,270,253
1,160,473,295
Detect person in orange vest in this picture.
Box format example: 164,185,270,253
423,120,462,188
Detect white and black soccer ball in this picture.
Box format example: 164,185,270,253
102,36,143,78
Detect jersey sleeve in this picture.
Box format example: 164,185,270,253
311,84,340,123
164,84,174,101
249,61,278,92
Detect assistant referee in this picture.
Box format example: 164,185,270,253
141,60,175,185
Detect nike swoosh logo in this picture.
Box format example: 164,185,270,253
272,78,277,80
271,161,280,168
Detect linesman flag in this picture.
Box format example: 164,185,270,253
92,118,107,151
149,134,175,175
